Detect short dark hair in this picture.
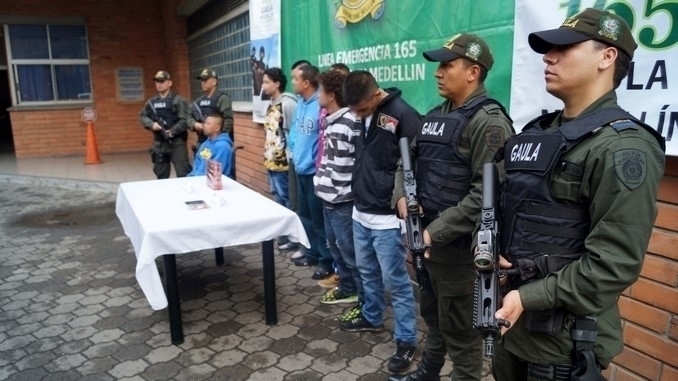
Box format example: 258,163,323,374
291,60,311,70
205,113,224,128
298,65,319,89
319,70,348,107
259,46,265,54
342,70,378,106
330,63,350,75
593,41,630,89
263,67,287,92
461,59,488,83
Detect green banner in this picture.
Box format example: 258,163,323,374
282,0,515,114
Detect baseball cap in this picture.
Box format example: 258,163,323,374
153,70,171,82
197,68,218,80
423,33,494,71
528,8,637,58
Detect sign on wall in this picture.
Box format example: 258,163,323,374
115,67,145,102
511,0,677,155
250,0,282,123
281,0,515,115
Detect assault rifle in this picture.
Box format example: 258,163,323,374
145,101,173,144
398,137,433,292
473,162,511,358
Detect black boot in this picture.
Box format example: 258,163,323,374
387,353,444,381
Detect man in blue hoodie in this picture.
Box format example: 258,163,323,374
289,64,334,280
188,114,233,178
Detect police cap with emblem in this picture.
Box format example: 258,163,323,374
197,68,218,80
528,7,637,59
422,33,494,71
153,70,171,82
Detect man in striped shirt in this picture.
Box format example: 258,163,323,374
313,70,363,311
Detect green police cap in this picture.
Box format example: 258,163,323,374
528,7,637,58
153,70,171,82
422,33,494,71
197,68,218,80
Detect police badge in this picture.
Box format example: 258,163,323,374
598,15,621,41
466,42,482,61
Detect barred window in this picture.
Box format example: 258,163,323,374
5,24,91,105
187,12,251,104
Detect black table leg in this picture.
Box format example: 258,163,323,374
162,254,184,345
261,240,277,325
214,247,224,266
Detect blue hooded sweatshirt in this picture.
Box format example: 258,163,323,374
188,133,233,178
289,92,320,175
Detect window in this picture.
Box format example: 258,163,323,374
187,12,251,103
5,24,92,105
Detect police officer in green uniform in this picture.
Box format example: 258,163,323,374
490,8,666,381
392,34,514,381
187,68,234,145
139,70,192,179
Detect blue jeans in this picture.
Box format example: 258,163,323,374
323,202,363,301
353,220,417,345
297,174,332,270
268,170,289,208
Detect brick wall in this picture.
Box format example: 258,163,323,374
603,156,678,381
232,112,268,195
4,0,190,158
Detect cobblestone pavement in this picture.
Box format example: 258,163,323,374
0,182,493,380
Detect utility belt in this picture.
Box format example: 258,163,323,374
509,255,604,381
154,131,187,142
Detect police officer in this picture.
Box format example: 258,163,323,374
393,34,514,381
187,68,234,147
139,70,192,179
490,8,665,381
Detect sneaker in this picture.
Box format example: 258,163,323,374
339,312,384,332
311,268,334,280
290,250,305,260
387,341,417,373
279,241,297,251
321,288,358,305
339,305,361,322
317,274,340,289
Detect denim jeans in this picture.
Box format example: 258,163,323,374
353,220,417,345
268,170,289,208
297,174,332,270
323,202,363,301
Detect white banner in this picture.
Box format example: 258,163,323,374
249,0,281,123
511,0,677,156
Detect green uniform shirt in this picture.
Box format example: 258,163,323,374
186,92,234,134
503,90,666,366
394,85,514,264
139,92,190,137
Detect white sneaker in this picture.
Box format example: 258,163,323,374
290,250,305,260
278,241,296,250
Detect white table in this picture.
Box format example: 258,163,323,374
116,175,309,344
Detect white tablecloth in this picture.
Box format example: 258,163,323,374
115,175,309,310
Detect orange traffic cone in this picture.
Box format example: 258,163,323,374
84,121,103,164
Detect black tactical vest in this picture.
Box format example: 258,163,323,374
198,91,225,117
152,93,180,128
416,96,504,216
500,107,665,285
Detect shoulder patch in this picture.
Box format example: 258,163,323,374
485,126,505,152
613,148,646,190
